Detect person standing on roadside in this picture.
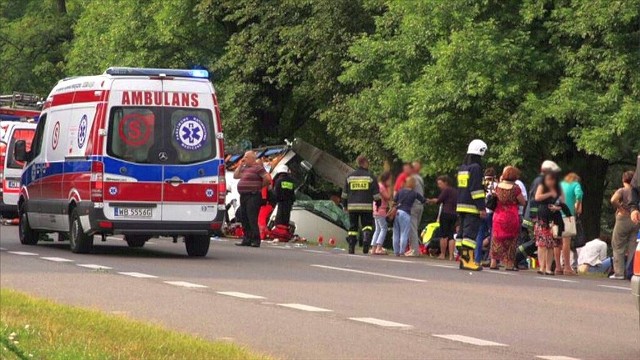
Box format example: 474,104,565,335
393,176,427,256
234,151,271,248
489,166,526,271
342,155,381,254
559,172,583,275
456,139,488,271
406,161,425,257
630,154,639,225
427,175,457,260
372,171,393,255
394,163,413,192
524,160,562,230
609,170,640,279
475,167,497,265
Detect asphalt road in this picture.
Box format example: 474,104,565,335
1,224,638,359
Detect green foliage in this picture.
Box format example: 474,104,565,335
0,0,81,96
66,0,225,75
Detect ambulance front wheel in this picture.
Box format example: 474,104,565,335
18,210,39,246
69,209,93,254
185,235,210,257
124,235,149,248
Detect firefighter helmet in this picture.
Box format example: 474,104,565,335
467,139,488,156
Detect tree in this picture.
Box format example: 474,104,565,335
325,0,640,238
66,0,226,76
200,0,381,148
0,0,80,96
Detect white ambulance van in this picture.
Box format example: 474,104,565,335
13,68,226,256
0,121,36,217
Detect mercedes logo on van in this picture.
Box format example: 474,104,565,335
158,152,169,162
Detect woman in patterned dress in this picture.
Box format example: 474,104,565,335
534,172,568,275
490,166,526,270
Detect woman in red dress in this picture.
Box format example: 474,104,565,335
490,166,526,270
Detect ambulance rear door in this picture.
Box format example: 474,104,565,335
103,80,164,222
160,79,221,223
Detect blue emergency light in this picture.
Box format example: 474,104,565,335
105,67,209,79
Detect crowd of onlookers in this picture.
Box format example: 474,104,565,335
370,159,639,279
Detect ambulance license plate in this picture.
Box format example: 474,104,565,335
7,180,20,189
114,208,152,218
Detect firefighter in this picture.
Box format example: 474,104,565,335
342,155,381,254
273,164,296,226
456,139,488,271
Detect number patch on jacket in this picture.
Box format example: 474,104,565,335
350,180,370,190
457,173,469,188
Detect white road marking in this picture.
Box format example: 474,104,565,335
426,263,457,269
118,272,158,279
217,291,265,299
303,249,327,254
379,258,414,264
483,270,516,276
536,276,578,283
311,264,426,283
77,264,112,270
40,257,73,262
277,303,332,312
432,334,508,347
210,237,228,242
8,251,38,256
536,356,581,360
349,317,412,328
164,281,208,289
0,247,7,251
597,285,630,291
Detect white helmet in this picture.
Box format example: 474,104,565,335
467,139,488,156
273,164,290,174
541,160,561,173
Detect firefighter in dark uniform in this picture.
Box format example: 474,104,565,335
456,139,488,271
272,164,296,226
342,155,381,254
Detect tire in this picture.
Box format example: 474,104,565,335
69,209,93,253
124,235,149,248
18,210,39,245
185,235,210,257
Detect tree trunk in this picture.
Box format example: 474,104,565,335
571,154,608,240
56,0,67,14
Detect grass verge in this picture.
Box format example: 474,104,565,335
0,288,270,360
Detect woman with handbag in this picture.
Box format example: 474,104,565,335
489,167,526,270
609,170,640,279
534,172,571,275
560,172,583,275
372,172,393,255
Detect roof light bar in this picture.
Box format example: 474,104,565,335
104,67,209,79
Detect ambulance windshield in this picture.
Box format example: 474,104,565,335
107,107,216,164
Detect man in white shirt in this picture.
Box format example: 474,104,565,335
515,179,528,219
577,237,612,274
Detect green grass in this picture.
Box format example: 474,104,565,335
0,289,271,360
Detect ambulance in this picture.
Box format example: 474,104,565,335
0,121,36,217
13,68,225,256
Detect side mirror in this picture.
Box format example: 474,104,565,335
13,140,30,163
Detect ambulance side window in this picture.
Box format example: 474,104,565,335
31,115,47,161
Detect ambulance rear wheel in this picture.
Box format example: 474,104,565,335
69,209,93,254
185,235,210,257
124,235,149,248
19,211,39,246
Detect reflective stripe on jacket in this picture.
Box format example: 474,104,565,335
456,163,485,214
